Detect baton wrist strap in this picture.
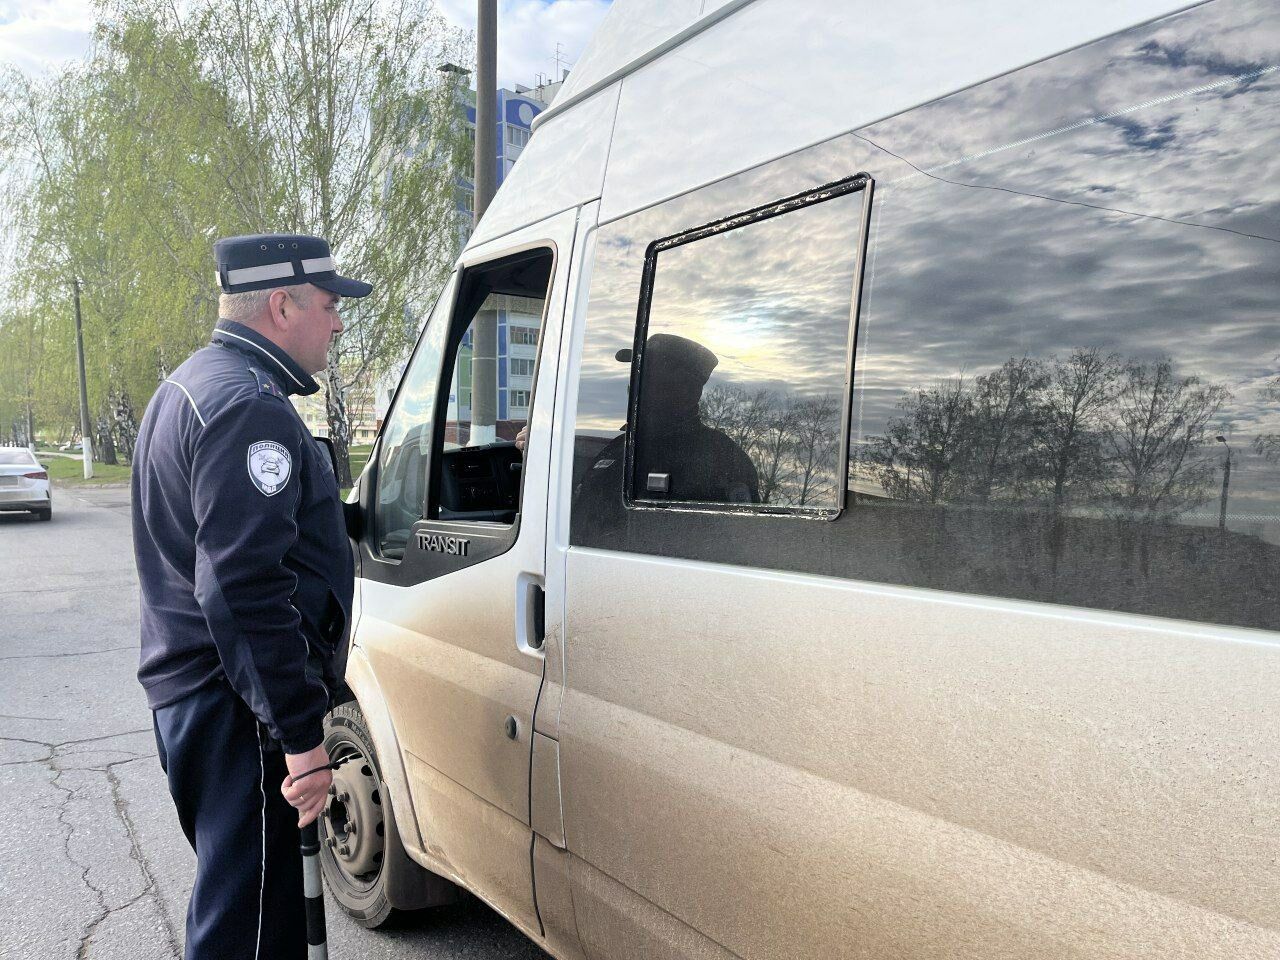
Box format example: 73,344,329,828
288,756,354,785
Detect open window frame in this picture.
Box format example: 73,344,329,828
359,242,558,581
426,244,557,528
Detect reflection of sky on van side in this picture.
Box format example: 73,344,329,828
865,0,1279,184
575,0,1280,529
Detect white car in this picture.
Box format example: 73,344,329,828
0,448,52,520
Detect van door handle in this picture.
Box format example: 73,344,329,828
517,575,546,656
531,584,545,650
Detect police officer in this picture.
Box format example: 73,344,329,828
131,234,370,959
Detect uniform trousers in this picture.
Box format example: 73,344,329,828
153,679,307,959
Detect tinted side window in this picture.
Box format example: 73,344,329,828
571,0,1280,632
843,0,1280,629
627,178,870,515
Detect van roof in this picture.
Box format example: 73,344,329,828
532,0,751,131
533,0,1191,132
473,0,1194,248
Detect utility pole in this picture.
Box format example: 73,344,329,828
73,278,94,479
470,0,498,445
1216,435,1232,531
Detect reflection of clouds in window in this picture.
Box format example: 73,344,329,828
849,2,1280,525
629,183,867,512
574,135,891,435
645,189,864,398
865,1,1280,180
570,0,1280,629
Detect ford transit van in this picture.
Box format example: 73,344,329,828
322,1,1280,957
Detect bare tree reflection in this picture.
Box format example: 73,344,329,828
1253,377,1280,463
700,385,774,453
859,351,1231,522
1102,359,1229,521
697,385,843,507
1033,349,1121,512
755,397,801,505
970,358,1046,502
860,375,975,504
791,395,842,506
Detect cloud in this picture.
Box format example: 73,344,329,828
436,0,612,91
0,0,94,76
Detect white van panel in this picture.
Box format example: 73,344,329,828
543,0,708,114
599,0,1192,222
469,85,620,248
560,546,1280,958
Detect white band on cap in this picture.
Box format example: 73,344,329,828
222,255,336,288
226,261,296,286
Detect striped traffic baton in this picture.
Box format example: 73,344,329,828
290,757,353,959
300,819,328,959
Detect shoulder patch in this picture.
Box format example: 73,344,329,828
251,366,287,402
247,441,292,496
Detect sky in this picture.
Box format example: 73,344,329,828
0,0,613,89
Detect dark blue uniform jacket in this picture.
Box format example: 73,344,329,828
132,320,353,754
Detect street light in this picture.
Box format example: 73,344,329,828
1216,435,1232,531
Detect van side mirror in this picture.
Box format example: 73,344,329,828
313,435,341,477
342,499,363,542
313,435,364,541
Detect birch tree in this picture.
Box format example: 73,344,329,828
184,0,470,483
3,1,467,480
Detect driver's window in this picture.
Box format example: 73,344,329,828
373,250,554,560
434,248,553,523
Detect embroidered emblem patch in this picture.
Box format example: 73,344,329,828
247,441,292,496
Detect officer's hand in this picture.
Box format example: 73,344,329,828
283,744,333,827
514,425,528,452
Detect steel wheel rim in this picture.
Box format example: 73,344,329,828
319,737,386,889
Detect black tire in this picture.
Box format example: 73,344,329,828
35,508,51,521
320,701,420,928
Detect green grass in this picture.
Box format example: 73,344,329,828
349,444,373,477
343,444,374,497
42,457,132,484
327,442,371,501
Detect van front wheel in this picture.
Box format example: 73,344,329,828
318,702,401,928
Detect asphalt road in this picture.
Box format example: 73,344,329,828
0,485,550,960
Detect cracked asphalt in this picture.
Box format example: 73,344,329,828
0,486,549,960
